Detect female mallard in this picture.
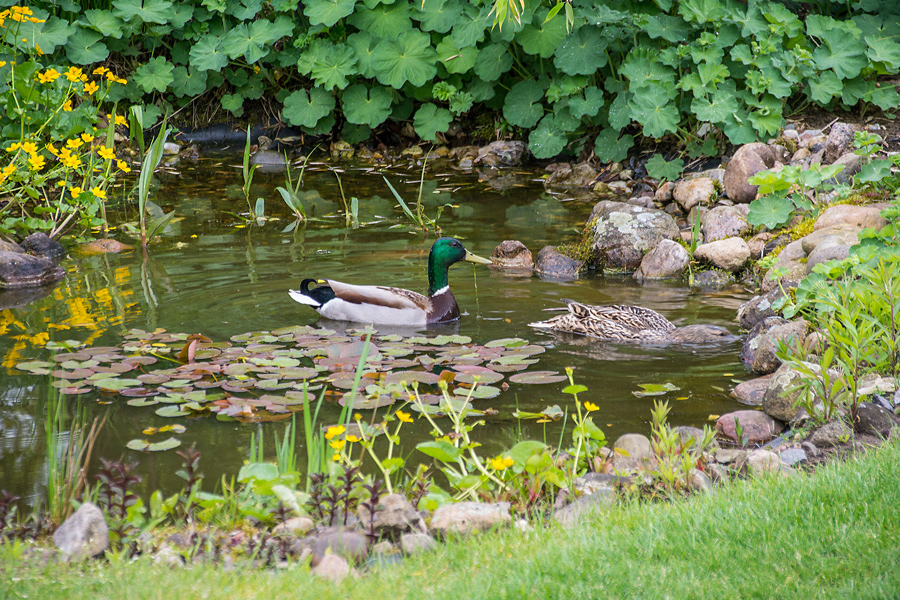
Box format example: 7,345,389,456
529,299,735,343
289,237,492,325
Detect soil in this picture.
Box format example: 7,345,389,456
787,106,900,152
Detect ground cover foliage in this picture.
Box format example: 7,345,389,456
9,0,900,161
3,438,900,599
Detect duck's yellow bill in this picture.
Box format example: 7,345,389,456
464,250,492,265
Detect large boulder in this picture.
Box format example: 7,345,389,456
545,162,598,188
731,374,774,406
588,201,679,272
20,232,66,259
52,503,109,561
723,143,778,203
310,531,369,567
0,251,66,289
612,433,654,471
490,240,534,271
701,204,751,242
740,317,808,375
824,122,856,163
633,239,689,281
814,204,887,231
737,285,795,331
692,237,750,272
762,362,813,423
357,493,425,537
716,410,784,444
429,502,511,536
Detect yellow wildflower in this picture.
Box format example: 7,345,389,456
93,66,109,76
66,138,83,149
81,133,94,143
491,455,515,471
332,453,341,462
0,61,6,67
22,141,37,154
329,439,346,450
90,186,106,199
114,114,127,126
62,100,72,112
46,143,58,156
27,154,45,171
116,160,131,173
84,81,99,95
395,410,413,423
65,66,83,82
35,43,42,55
345,434,361,443
38,68,60,83
5,142,20,152
98,146,115,160
115,76,127,84
584,402,599,412
69,186,82,197
324,425,346,440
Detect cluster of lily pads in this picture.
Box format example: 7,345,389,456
16,326,568,452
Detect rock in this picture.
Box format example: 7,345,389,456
830,152,862,185
672,426,717,451
330,140,355,160
689,270,735,289
545,162,598,188
762,362,813,423
475,141,526,167
400,532,438,555
75,239,133,255
762,240,808,292
553,488,615,527
731,375,774,406
534,246,583,280
489,240,534,270
251,149,287,170
805,240,851,274
814,204,887,231
633,239,689,281
809,421,852,447
738,286,794,331
824,122,856,163
700,204,751,243
736,449,782,476
612,433,653,471
856,375,897,398
20,232,66,259
716,410,784,444
655,181,675,202
0,240,23,254
573,472,630,495
693,237,750,272
779,448,808,467
853,402,897,438
723,143,777,203
800,224,862,254
310,532,369,567
272,516,314,536
312,554,351,583
429,502,511,536
162,142,181,155
683,168,726,186
588,201,680,271
673,177,717,212
0,251,66,289
740,317,807,375
52,503,109,561
690,471,714,494
357,493,425,537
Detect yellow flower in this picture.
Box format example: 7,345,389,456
46,143,59,156
62,100,72,112
62,153,81,169
66,138,84,149
115,76,127,84
106,71,117,81
491,455,515,471
5,142,20,152
98,146,115,160
345,434,361,443
35,43,43,55
22,141,37,154
332,453,341,462
81,133,94,143
65,66,83,82
27,154,45,171
38,68,60,83
0,61,6,67
329,439,346,450
69,186,82,197
84,81,99,95
324,425,346,440
395,410,413,423
90,186,106,200
116,160,131,173
584,402,599,412
114,114,127,126
93,66,109,76
2,165,15,177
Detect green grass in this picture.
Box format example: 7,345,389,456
3,441,900,599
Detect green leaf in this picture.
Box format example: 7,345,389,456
869,86,900,111
413,103,452,141
451,5,489,48
632,382,680,397
223,22,274,64
348,32,379,79
84,10,125,38
171,66,207,97
65,28,109,64
342,84,392,127
503,80,544,128
283,88,335,127
435,37,476,75
643,14,692,42
866,36,900,71
221,93,244,117
629,85,678,139
474,43,512,82
372,31,437,89
620,57,676,90
568,86,604,119
691,88,739,123
807,70,842,105
449,91,474,115
593,128,633,163
133,56,174,93
113,0,175,24
855,159,892,184
517,11,567,58
747,169,792,195
529,115,566,159
747,194,793,229
304,0,356,27
417,440,462,462
553,26,608,76
310,44,358,90
813,28,867,80
679,0,725,25
645,154,683,182
349,2,411,38
414,0,461,33
190,35,228,71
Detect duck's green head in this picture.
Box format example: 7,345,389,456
428,237,491,294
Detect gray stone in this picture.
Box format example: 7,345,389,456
740,317,807,375
310,532,369,567
690,471,714,494
490,240,534,270
0,240,24,254
400,532,438,555
824,122,856,163
588,201,680,271
545,162,598,188
655,181,675,202
723,143,777,203
716,410,784,444
20,232,66,259
0,251,66,289
673,177,717,212
738,286,794,331
701,204,751,242
830,152,862,185
475,141,526,167
553,487,616,527
731,375,774,406
693,237,751,272
429,502,511,536
689,270,736,289
272,516,314,536
736,449,782,476
357,493,426,537
612,433,653,471
809,421,852,447
814,204,887,232
312,554,351,583
572,472,630,495
762,362,814,423
534,246,583,280
853,402,897,438
672,425,718,451
779,448,808,467
806,241,851,274
52,503,109,561
250,149,286,170
633,239,689,281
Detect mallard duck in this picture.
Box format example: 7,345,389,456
529,299,735,343
289,237,492,325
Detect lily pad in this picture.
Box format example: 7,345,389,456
453,385,501,399
127,437,181,452
485,337,528,348
58,386,91,395
453,367,504,385
338,392,397,409
632,382,680,397
126,397,160,407
92,378,142,391
508,371,567,384
120,387,160,398
15,361,54,374
155,405,189,418
384,371,440,385
138,373,171,384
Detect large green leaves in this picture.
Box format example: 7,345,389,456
283,88,335,128
553,26,608,76
304,0,356,27
629,84,679,138
593,128,633,162
133,56,174,92
474,43,512,81
503,80,544,128
435,37,476,74
300,41,359,90
190,35,229,71
349,2,411,38
517,11,567,58
112,0,174,24
413,0,462,33
341,84,392,127
65,29,109,64
529,115,567,159
812,26,867,80
413,103,452,141
372,31,437,89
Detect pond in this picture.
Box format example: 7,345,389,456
0,154,752,505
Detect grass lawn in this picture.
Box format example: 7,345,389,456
2,440,899,600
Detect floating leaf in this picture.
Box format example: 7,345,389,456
92,378,142,391
513,405,564,420
15,361,53,374
632,382,680,397
508,371,567,384
485,338,528,348
453,385,501,399
155,405,189,418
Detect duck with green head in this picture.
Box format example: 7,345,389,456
289,237,492,325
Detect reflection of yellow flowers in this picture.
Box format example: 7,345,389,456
98,146,115,160
117,160,131,173
324,425,346,440
90,186,105,199
395,410,413,423
329,439,346,450
84,81,99,95
27,154,45,171
65,66,84,82
491,455,515,471
584,402,599,412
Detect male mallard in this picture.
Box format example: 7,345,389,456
529,299,735,343
289,237,492,325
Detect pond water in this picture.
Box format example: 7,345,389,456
0,154,753,504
